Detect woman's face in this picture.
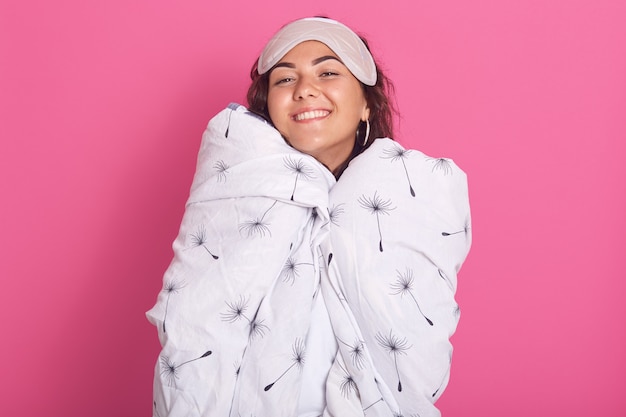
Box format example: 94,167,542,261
267,41,370,173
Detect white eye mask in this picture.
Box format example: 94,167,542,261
257,17,377,86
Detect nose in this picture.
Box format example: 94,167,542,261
293,76,319,100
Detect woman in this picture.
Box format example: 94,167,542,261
247,16,396,179
147,17,471,417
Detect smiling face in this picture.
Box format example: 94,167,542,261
267,41,370,174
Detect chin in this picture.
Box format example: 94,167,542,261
286,139,321,155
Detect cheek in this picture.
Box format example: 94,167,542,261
267,94,293,138
267,91,287,122
331,84,367,116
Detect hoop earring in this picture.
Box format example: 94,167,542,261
362,119,371,146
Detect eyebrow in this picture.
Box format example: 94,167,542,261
272,55,342,70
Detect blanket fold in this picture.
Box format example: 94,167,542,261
147,104,471,417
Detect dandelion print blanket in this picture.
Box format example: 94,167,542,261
146,103,472,417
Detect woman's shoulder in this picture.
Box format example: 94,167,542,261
349,137,468,180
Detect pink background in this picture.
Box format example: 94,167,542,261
1,0,625,415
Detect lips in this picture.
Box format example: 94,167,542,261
292,109,330,121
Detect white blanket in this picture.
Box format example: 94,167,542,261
146,103,471,417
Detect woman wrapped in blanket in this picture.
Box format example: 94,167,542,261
147,17,471,417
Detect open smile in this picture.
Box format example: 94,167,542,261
292,110,331,121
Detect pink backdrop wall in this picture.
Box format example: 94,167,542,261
2,0,625,415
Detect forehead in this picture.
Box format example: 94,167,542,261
276,40,341,63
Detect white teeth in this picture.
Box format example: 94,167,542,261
294,110,329,121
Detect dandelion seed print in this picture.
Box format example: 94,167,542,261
328,203,345,226
238,218,271,238
427,157,453,176
161,356,178,387
188,225,219,259
338,361,358,398
221,296,269,340
264,338,306,391
160,350,212,387
390,269,433,326
363,397,384,412
382,145,415,197
248,317,269,340
238,200,278,238
375,330,412,392
442,220,470,237
220,295,249,323
337,337,366,369
161,279,186,333
358,191,396,252
281,257,299,285
213,160,230,182
284,156,316,201
280,256,314,285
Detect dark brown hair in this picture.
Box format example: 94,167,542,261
246,31,397,177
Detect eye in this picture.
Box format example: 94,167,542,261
320,71,339,77
273,76,295,85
